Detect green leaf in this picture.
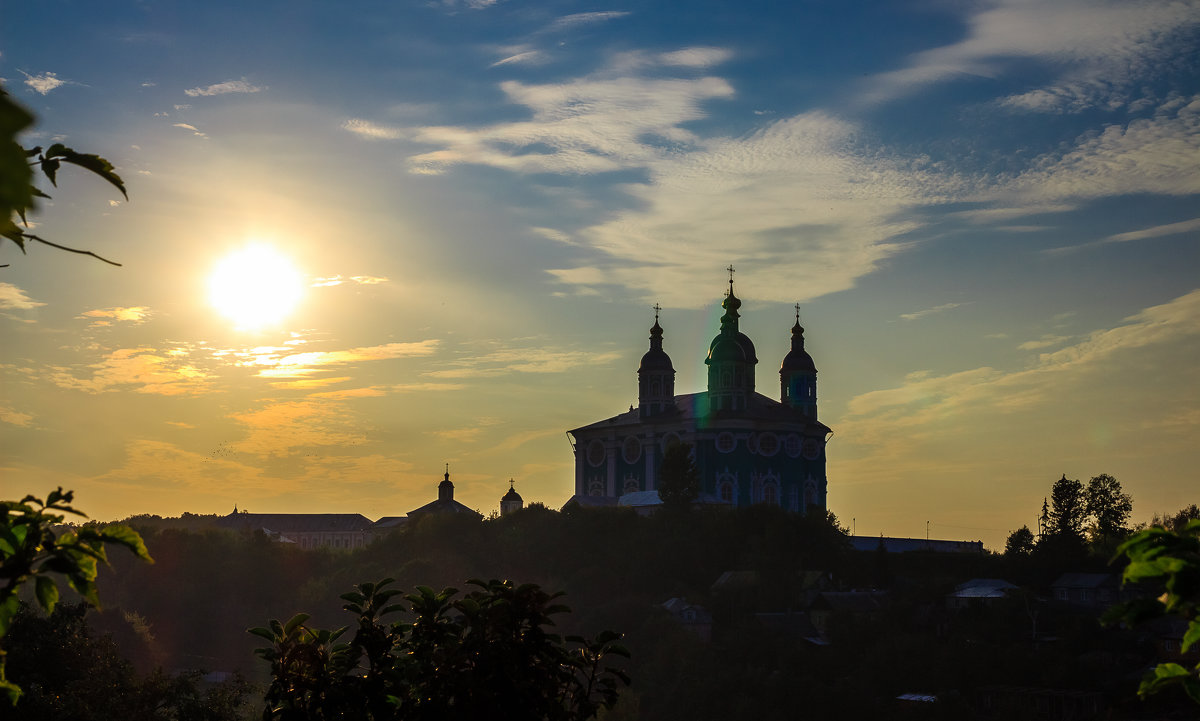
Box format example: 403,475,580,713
40,158,60,187
52,147,127,200
0,595,19,638
1182,620,1200,654
34,575,59,614
98,525,153,563
283,613,310,637
0,677,22,707
248,626,278,643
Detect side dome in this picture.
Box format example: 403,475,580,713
780,321,815,373
781,346,815,373
502,486,523,503
639,321,674,371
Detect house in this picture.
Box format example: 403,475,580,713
849,536,984,554
661,597,713,642
947,578,1018,610
1049,573,1121,608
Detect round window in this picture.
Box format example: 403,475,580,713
758,432,779,457
622,436,642,464
785,433,802,458
715,432,736,453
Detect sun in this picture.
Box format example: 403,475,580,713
208,245,304,330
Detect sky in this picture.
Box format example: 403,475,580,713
2,0,1198,550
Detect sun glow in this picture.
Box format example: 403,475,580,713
208,245,304,330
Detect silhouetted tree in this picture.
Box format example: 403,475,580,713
1085,473,1132,544
252,578,629,721
1045,475,1087,543
1151,504,1200,533
657,444,699,510
1004,525,1035,557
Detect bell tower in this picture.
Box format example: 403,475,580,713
780,304,818,419
638,304,676,418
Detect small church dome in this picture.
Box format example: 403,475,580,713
502,485,523,503
780,320,816,373
639,320,675,372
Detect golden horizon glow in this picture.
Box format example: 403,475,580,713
208,245,304,331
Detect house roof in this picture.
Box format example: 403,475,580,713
561,495,620,510
618,490,662,507
661,597,713,624
950,579,1018,599
407,498,482,518
812,591,888,613
216,512,376,533
1050,573,1119,589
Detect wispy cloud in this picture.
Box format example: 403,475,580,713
397,50,736,176
425,345,621,379
230,400,367,457
546,11,631,32
184,78,265,97
0,405,33,427
491,50,546,68
856,0,1200,111
238,340,440,378
0,283,45,310
1106,217,1200,243
842,288,1200,439
78,306,151,326
172,122,208,138
900,303,964,321
21,70,66,95
1017,334,1071,350
341,119,403,140
48,347,213,396
311,275,390,287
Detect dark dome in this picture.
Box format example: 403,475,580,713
708,332,757,363
781,347,816,373
781,321,815,373
502,486,523,502
639,347,674,371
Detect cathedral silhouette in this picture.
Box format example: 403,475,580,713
567,272,831,512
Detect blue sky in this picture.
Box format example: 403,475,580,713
2,0,1199,548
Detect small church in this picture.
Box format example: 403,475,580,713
566,272,831,513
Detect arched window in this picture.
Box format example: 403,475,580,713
763,483,778,505
719,482,734,504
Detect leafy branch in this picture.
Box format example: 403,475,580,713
0,488,153,704
1,86,127,267
1105,519,1200,704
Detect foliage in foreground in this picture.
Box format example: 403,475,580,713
0,489,152,704
1106,519,1200,705
0,84,127,267
0,601,253,721
252,577,629,721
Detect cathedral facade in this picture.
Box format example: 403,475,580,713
567,278,831,513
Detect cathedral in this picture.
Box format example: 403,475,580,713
567,275,831,513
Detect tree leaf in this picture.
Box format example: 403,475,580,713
97,524,153,562
54,148,128,200
1182,620,1200,654
34,575,59,614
